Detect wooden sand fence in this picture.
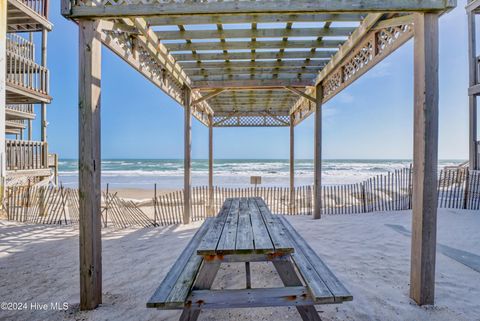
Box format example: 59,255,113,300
4,167,480,227
4,185,157,229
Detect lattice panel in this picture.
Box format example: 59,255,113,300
213,115,289,127
290,22,413,126
103,28,210,124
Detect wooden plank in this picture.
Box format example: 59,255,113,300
188,286,315,309
155,27,355,41
189,68,319,77
279,216,352,302
410,12,439,306
165,39,345,52
254,198,293,253
147,218,214,308
248,198,274,252
78,19,102,310
192,78,313,89
147,14,365,26
235,198,254,253
216,198,240,253
173,50,336,62
67,1,457,18
197,199,233,255
181,59,328,71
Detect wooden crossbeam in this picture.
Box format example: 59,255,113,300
66,0,457,18
191,89,226,105
372,14,414,30
191,73,316,83
285,87,316,104
193,79,312,89
180,59,328,70
147,13,365,26
165,39,345,52
172,50,336,62
155,27,355,41
190,68,319,77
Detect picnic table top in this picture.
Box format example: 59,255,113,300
197,197,294,256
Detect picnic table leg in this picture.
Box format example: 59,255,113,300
179,261,221,321
273,260,322,321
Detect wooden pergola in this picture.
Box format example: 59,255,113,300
59,0,456,312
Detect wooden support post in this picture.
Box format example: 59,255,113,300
289,115,295,214
313,84,323,219
410,13,439,306
0,0,5,202
28,120,33,140
184,85,192,224
41,28,48,143
78,19,102,310
468,12,478,170
208,114,214,216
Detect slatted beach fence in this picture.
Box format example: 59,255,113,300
5,185,157,228
437,168,480,210
4,167,480,227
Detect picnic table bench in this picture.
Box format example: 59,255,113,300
147,197,352,321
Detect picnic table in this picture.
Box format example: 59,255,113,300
147,197,352,321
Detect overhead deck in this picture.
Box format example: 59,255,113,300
61,0,455,312
62,0,454,127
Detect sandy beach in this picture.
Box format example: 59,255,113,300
0,208,479,321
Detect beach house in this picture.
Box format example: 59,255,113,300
1,0,58,188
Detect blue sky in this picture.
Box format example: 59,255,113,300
31,0,474,160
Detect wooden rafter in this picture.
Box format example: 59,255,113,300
65,0,456,18
155,27,355,40
180,60,328,71
146,13,365,26
172,50,336,62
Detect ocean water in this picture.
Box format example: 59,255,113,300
58,159,464,189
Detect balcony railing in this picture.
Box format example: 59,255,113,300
6,104,35,115
6,49,49,97
6,140,48,171
20,0,49,18
6,34,34,60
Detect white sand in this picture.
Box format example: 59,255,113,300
0,209,479,321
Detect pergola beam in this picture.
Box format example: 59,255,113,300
190,68,319,78
173,50,336,62
285,87,316,104
191,89,226,106
165,39,345,52
147,13,365,26
193,79,313,89
155,27,355,41
65,0,457,18
181,60,328,71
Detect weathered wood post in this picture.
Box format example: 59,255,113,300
78,19,102,310
183,85,192,224
468,11,478,170
289,114,295,215
313,84,323,219
0,0,6,204
208,114,214,216
410,13,439,306
41,28,48,144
